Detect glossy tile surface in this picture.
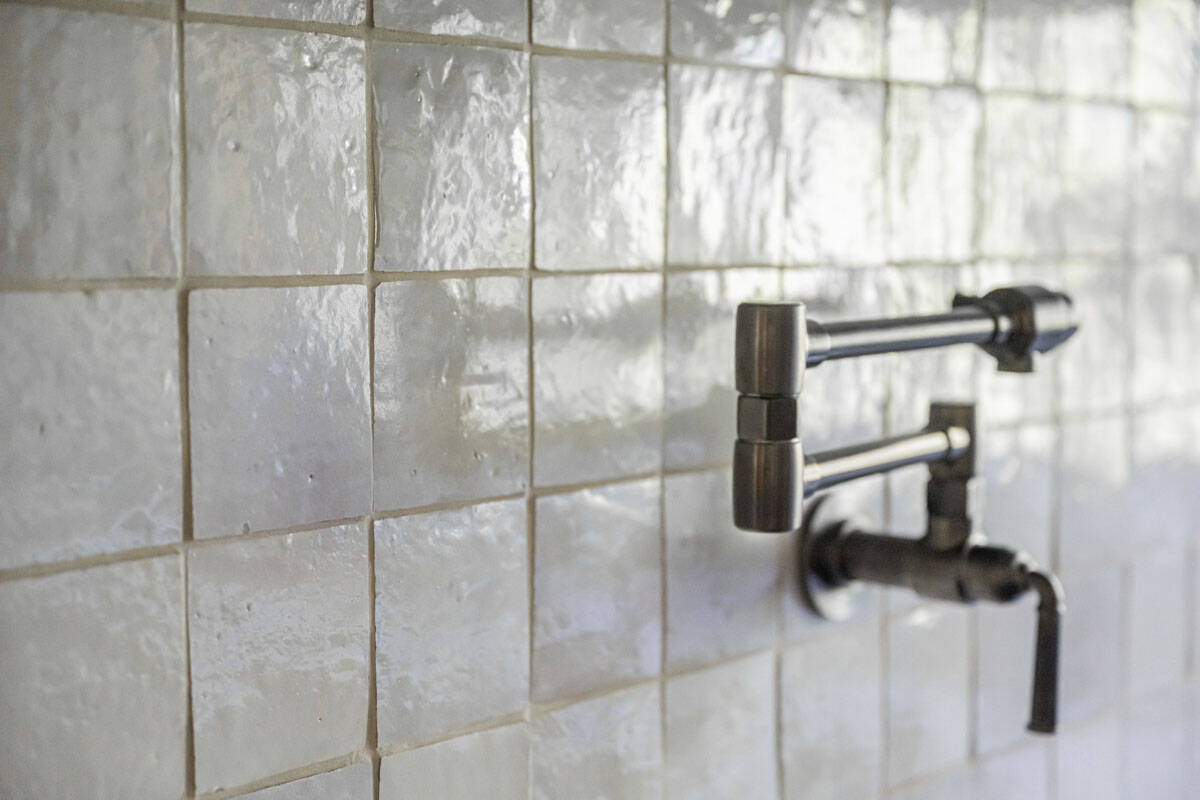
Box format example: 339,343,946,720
666,470,781,670
976,596,1039,754
665,269,779,469
1130,407,1200,550
533,274,662,486
0,558,185,799
1135,110,1200,254
189,286,371,539
0,6,176,279
531,683,662,800
380,724,529,800
668,66,782,266
1128,549,1187,696
189,524,369,792
979,425,1055,565
1124,690,1190,800
242,764,372,800
1060,103,1132,254
666,653,777,799
980,0,1067,93
534,0,663,54
0,291,181,570
1058,416,1132,570
375,0,525,40
374,44,529,271
1057,262,1128,415
1056,712,1122,800
1059,567,1124,725
534,481,660,702
1131,257,1197,402
534,57,664,270
376,501,528,744
1133,0,1197,107
783,75,885,264
887,0,978,84
670,0,784,66
374,279,528,510
186,25,366,276
787,0,886,78
188,0,364,23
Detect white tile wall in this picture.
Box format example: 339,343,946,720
4,1,1200,798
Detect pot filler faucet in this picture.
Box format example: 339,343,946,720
732,286,1078,734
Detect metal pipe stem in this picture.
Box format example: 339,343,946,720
806,306,1004,367
803,426,972,496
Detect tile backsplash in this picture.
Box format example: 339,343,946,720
2,0,1200,798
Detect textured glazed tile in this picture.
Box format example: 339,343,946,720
1135,111,1200,254
980,0,1067,93
381,724,528,800
666,653,777,799
0,7,176,279
783,76,884,265
376,0,525,40
189,524,369,792
786,0,885,78
887,0,979,84
1058,416,1132,571
533,0,663,54
374,44,529,271
886,605,970,785
887,86,979,262
531,682,662,800
533,274,662,486
665,269,779,469
1062,0,1132,99
668,66,782,265
1125,691,1189,800
189,286,370,539
781,623,883,800
1056,712,1122,800
669,0,783,66
242,764,372,800
186,25,365,276
534,57,664,270
1131,257,1197,402
979,96,1064,257
1133,0,1197,107
1128,549,1187,696
533,481,660,702
374,279,527,510
188,0,363,23
0,557,185,799
376,501,527,744
970,744,1049,800
1057,262,1127,415
665,470,782,670
976,596,1039,754
0,291,180,570
1130,407,1200,551
1060,103,1132,254
979,425,1054,565
1058,566,1123,725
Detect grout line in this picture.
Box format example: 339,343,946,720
524,6,537,796
658,3,671,793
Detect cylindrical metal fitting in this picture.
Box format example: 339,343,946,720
735,302,808,397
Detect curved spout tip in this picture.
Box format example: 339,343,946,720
1027,569,1064,735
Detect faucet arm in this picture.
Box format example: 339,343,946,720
1027,569,1064,734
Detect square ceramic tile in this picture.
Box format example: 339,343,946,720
0,6,176,279
887,0,979,84
979,96,1064,257
534,0,663,54
376,0,525,40
188,286,371,539
374,278,528,511
1060,0,1131,100
1128,549,1187,696
533,57,664,270
980,0,1067,93
976,596,1039,754
1059,567,1124,725
1125,691,1189,800
531,683,662,800
665,470,781,670
0,291,181,569
1056,712,1122,800
1130,407,1200,551
979,425,1055,566
1060,103,1132,254
781,624,883,800
669,0,783,66
666,653,777,799
783,75,885,265
786,0,885,78
1133,0,1198,107
186,25,366,276
668,66,782,266
1131,257,1197,403
380,724,529,800
376,500,528,744
886,605,970,785
0,557,185,799
665,268,779,469
188,0,364,23
533,274,662,486
1057,262,1127,415
189,524,369,792
242,764,372,800
533,481,660,702
886,86,979,262
1135,111,1200,254
1059,416,1132,571
373,44,529,271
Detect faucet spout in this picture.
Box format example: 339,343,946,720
1027,569,1064,734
